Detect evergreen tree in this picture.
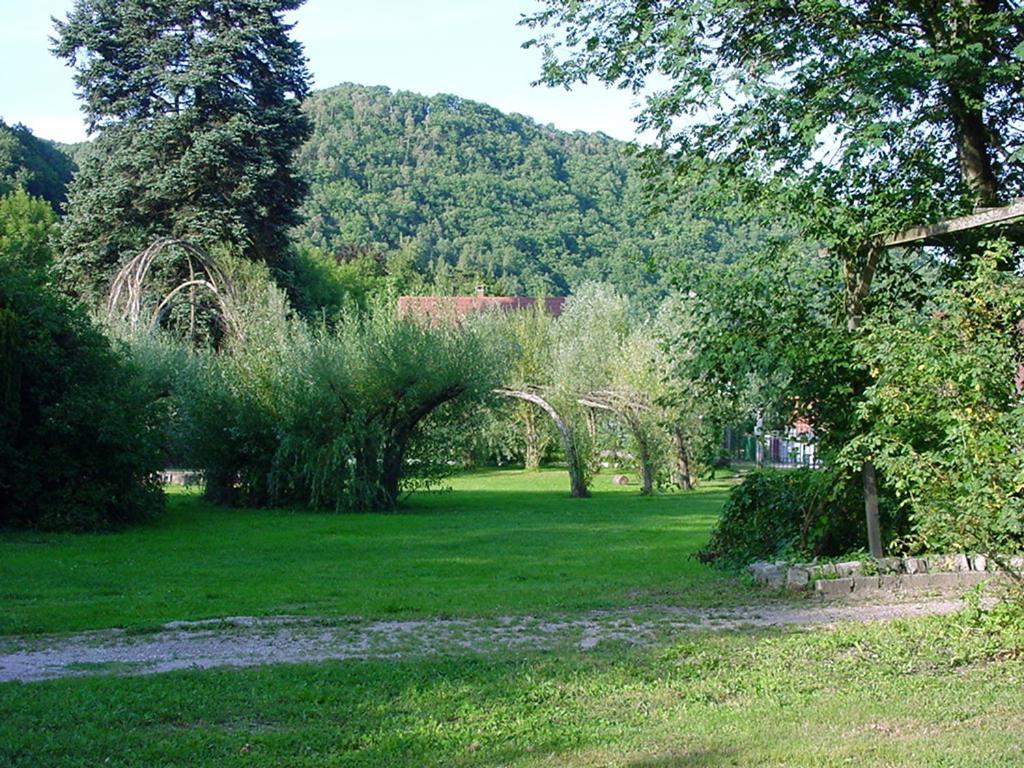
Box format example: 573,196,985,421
53,0,312,297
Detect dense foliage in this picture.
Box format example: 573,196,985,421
293,83,765,301
53,0,312,297
159,272,506,511
698,469,878,568
0,120,76,211
0,192,163,530
675,246,861,457
849,242,1024,555
525,0,1024,559
524,0,1023,234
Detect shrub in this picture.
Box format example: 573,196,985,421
168,272,507,511
847,245,1024,556
0,249,164,531
697,468,873,568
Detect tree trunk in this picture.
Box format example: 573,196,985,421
846,246,884,559
497,389,589,498
638,440,654,495
379,442,405,511
949,91,999,207
585,407,598,441
625,413,655,495
523,407,542,472
671,426,693,490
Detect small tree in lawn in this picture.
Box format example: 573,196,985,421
172,270,508,511
506,303,558,471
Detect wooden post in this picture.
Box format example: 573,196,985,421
862,459,883,558
846,243,884,559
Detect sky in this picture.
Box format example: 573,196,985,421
0,0,651,145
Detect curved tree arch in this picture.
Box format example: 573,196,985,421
579,390,659,496
107,238,240,338
495,388,589,498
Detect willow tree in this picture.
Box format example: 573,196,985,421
53,0,312,297
525,0,1024,556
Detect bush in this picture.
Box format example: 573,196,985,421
697,468,873,568
0,253,164,531
167,272,507,511
847,245,1024,555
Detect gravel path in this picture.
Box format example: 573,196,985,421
0,598,971,684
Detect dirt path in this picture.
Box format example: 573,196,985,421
0,598,970,683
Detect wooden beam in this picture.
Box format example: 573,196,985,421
878,199,1024,249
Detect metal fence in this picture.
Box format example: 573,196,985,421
722,427,820,468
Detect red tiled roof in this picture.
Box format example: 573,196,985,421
397,295,565,319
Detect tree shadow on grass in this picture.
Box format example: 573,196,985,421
624,750,740,768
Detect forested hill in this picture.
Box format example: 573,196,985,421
4,84,760,300
293,83,755,299
0,120,77,212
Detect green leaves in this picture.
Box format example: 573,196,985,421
0,193,164,530
850,242,1024,554
53,0,312,296
524,0,1024,245
292,83,761,302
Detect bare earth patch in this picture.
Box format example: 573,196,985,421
0,598,970,683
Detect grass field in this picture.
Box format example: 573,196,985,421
3,469,1023,767
2,618,1022,767
0,469,735,635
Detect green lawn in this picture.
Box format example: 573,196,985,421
0,469,735,635
3,617,1022,767
3,468,1023,766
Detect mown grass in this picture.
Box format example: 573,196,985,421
0,469,736,635
3,468,1022,766
2,616,1022,767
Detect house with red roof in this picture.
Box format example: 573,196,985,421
397,287,565,321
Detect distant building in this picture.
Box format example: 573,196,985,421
397,286,565,321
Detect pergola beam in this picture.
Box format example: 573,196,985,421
877,199,1024,249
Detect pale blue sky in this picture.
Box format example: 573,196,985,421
0,0,650,144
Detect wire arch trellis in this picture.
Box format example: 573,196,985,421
107,238,241,339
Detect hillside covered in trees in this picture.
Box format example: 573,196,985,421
5,83,764,302
0,120,76,212
292,83,761,299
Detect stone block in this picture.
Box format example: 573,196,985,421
926,572,960,590
852,575,882,593
835,561,862,578
902,574,932,591
749,562,786,588
904,557,922,575
877,557,902,574
879,575,902,591
815,577,854,597
953,554,971,572
787,567,810,590
972,555,988,573
958,571,989,588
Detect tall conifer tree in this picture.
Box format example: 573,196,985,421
53,0,312,296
